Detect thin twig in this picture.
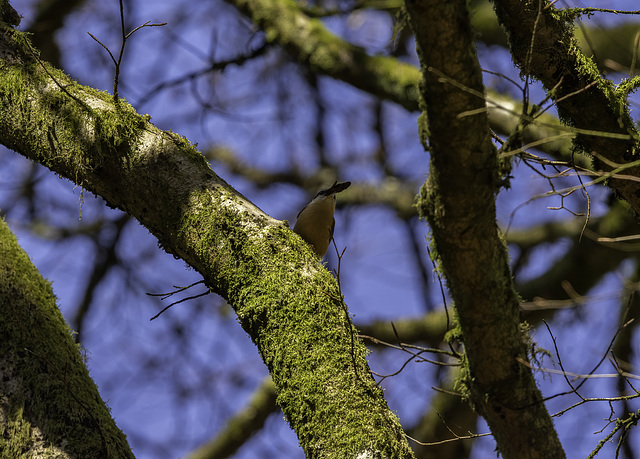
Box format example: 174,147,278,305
331,236,361,382
146,281,204,299
87,0,166,100
149,290,210,321
147,281,208,320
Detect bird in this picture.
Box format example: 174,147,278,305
293,181,351,257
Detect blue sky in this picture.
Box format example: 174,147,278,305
3,0,640,457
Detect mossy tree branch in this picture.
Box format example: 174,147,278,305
0,18,414,459
224,0,421,111
491,0,640,213
404,0,565,457
0,217,135,458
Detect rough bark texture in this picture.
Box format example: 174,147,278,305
405,0,565,457
491,0,640,213
0,16,414,458
0,217,135,458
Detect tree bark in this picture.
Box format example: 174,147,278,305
0,217,135,458
0,13,414,458
492,0,640,214
405,0,565,457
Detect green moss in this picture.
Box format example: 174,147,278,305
449,349,472,404
0,26,182,191
170,185,412,455
1,20,414,455
0,218,133,457
416,112,429,149
616,76,640,100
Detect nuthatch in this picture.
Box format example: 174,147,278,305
293,181,351,257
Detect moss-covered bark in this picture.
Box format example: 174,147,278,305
0,218,134,458
491,0,640,213
0,14,414,459
226,0,420,111
404,0,565,457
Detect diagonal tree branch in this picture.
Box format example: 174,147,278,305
225,0,421,111
491,0,640,213
187,377,278,459
0,18,414,458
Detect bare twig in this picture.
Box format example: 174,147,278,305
87,0,166,100
406,430,491,446
331,236,362,383
147,281,209,320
